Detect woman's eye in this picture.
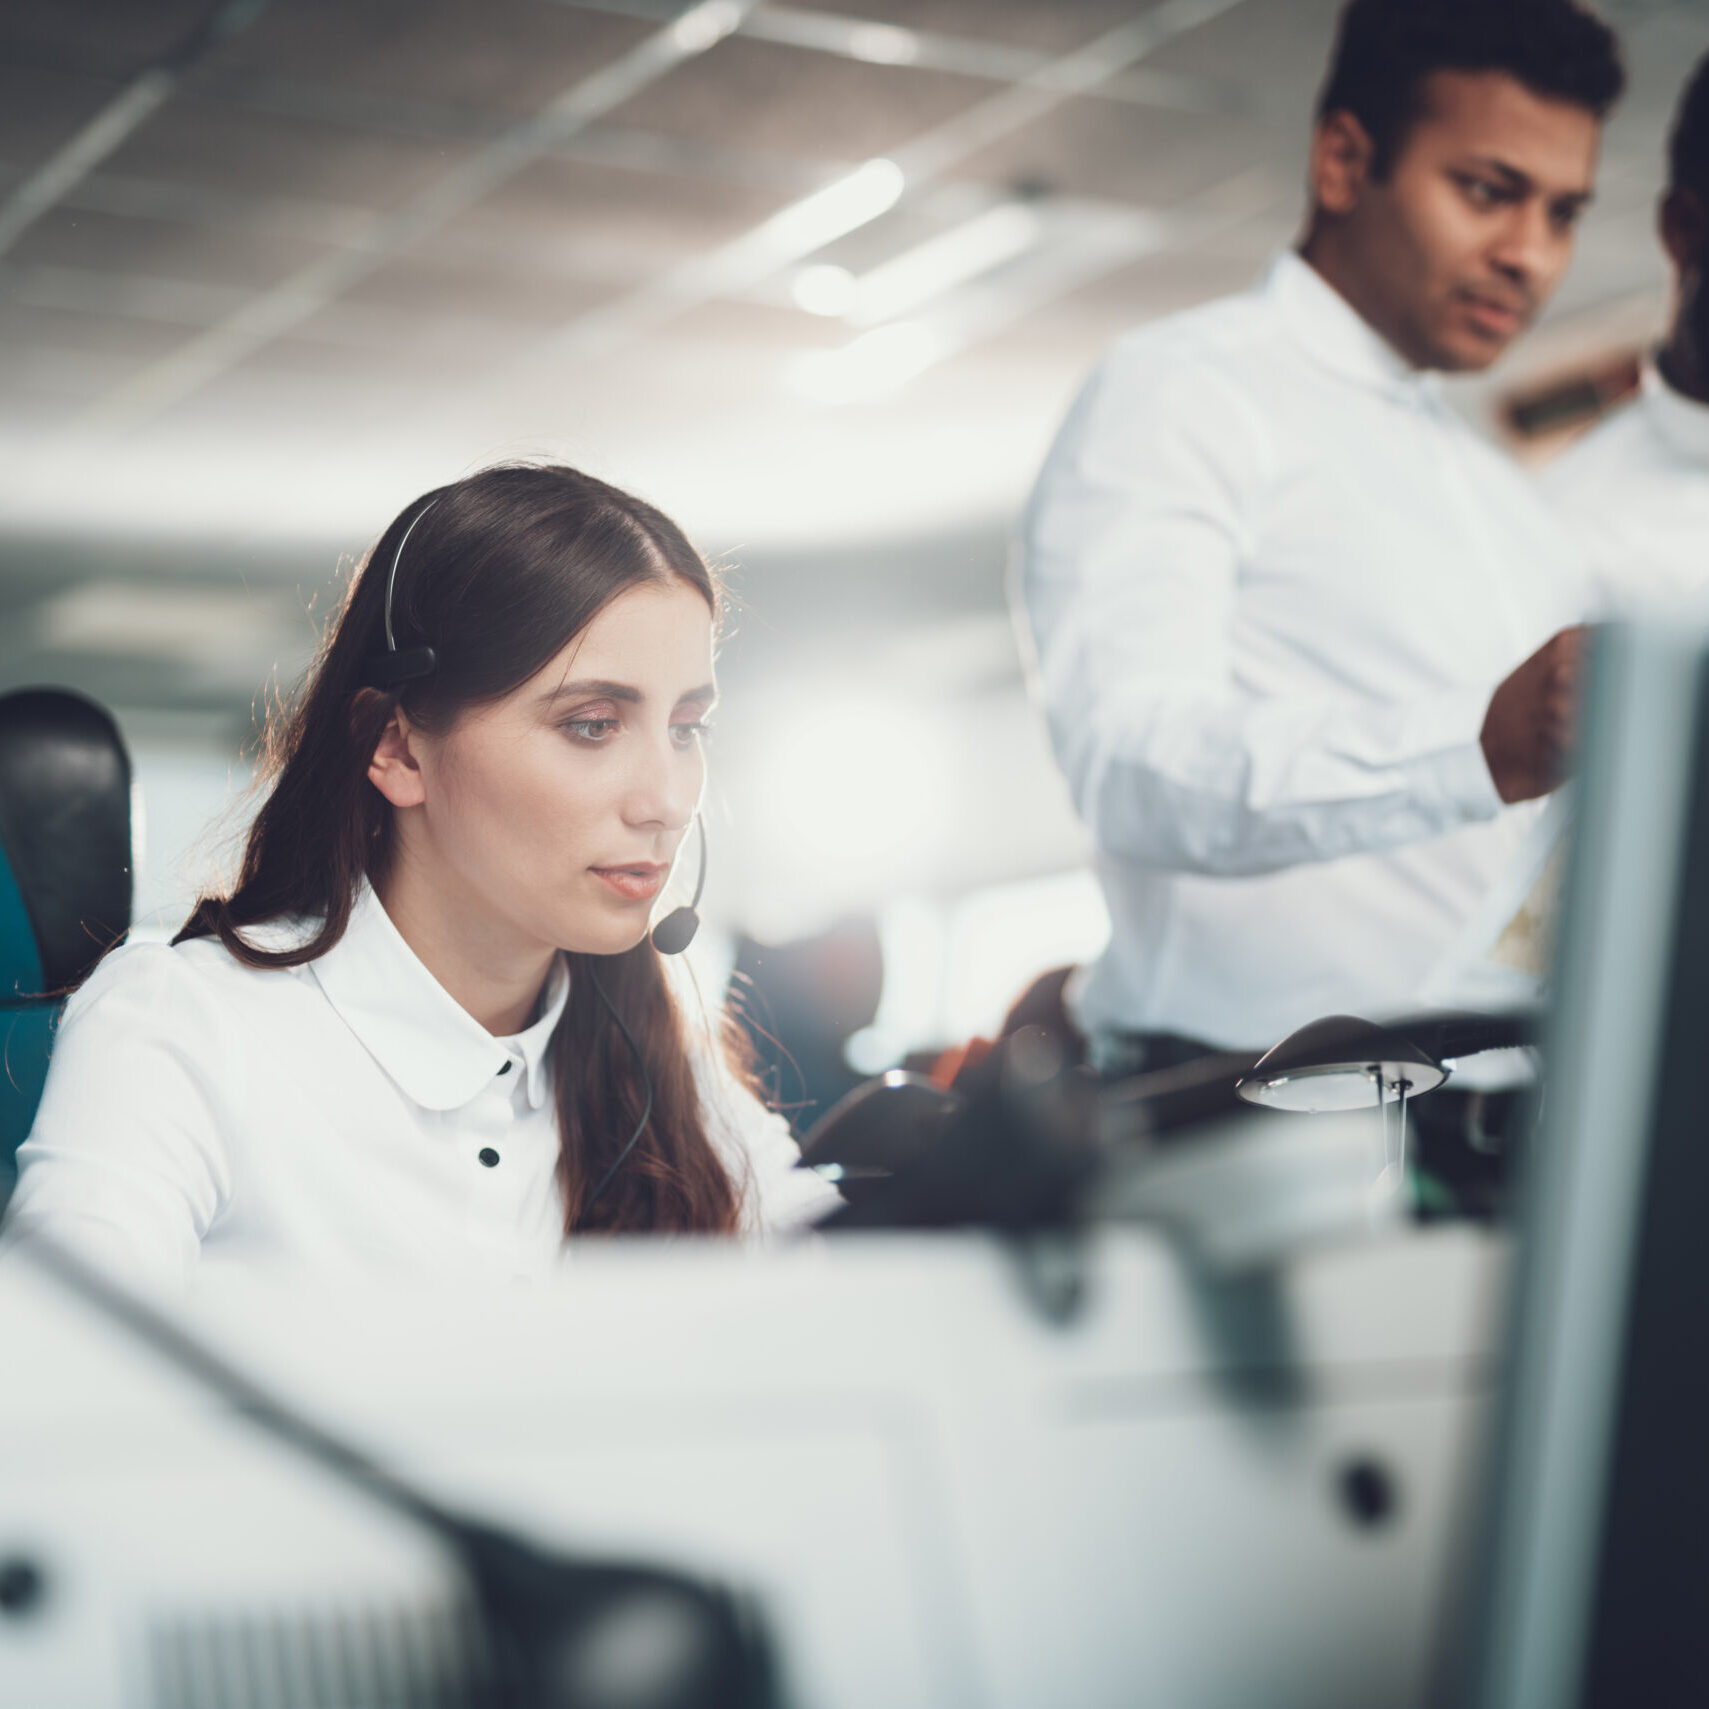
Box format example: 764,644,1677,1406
563,718,620,742
1459,176,1501,209
671,720,711,747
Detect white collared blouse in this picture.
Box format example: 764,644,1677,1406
6,885,840,1287
1541,364,1709,612
1017,251,1591,1050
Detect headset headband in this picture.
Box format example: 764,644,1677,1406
363,499,439,689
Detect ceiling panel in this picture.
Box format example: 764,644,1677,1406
0,300,197,365
0,65,132,164
0,262,248,331
102,93,481,206
404,153,791,279
1145,0,1345,86
783,0,1145,56
605,37,996,157
663,294,854,350
249,322,536,386
950,94,1300,209
208,0,650,112
0,0,212,73
330,251,615,331
54,166,376,248
0,342,158,415
4,203,333,294
1017,243,1278,341
138,349,438,431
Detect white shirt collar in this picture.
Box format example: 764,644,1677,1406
307,884,568,1114
1642,360,1709,467
1267,250,1438,402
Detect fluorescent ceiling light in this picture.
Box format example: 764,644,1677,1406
846,22,919,64
791,263,857,316
34,581,290,660
670,0,745,53
786,320,944,403
846,201,1042,326
738,7,923,68
747,156,906,267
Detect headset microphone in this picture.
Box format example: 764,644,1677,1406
650,814,705,955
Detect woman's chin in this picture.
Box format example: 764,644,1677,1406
557,914,655,957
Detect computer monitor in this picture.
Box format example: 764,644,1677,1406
1459,618,1709,1708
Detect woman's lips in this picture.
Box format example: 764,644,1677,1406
591,864,668,902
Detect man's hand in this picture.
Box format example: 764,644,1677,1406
1480,625,1589,804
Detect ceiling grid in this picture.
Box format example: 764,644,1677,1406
0,0,1694,615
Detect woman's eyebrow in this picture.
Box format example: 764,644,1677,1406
538,678,641,705
538,679,717,707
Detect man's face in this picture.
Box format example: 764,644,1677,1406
1318,69,1601,371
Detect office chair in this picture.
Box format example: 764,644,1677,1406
0,688,132,1193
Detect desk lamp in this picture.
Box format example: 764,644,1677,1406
1235,1015,1448,1186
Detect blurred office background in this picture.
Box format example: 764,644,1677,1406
1,0,1702,1114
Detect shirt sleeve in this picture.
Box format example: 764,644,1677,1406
722,1076,845,1237
681,1027,841,1237
2,944,231,1290
1017,343,1506,879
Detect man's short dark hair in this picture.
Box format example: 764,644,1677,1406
1669,51,1709,199
1317,0,1624,176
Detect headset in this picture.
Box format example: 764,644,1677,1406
362,498,441,690
361,494,704,1218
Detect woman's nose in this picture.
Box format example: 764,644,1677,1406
623,732,702,831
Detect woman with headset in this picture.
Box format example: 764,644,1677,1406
5,464,840,1285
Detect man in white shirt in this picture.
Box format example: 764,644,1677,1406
1018,0,1622,1072
1544,51,1709,608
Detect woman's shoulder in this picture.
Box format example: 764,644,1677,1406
69,918,317,1029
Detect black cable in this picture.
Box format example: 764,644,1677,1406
581,963,654,1219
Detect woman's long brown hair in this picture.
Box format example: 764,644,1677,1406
176,463,742,1236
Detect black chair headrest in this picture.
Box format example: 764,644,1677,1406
0,688,132,993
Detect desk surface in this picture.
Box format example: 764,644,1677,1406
0,1224,1508,1709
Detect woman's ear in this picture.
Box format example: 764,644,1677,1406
367,702,428,808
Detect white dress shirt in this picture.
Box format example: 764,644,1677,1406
4,884,840,1287
1541,364,1709,611
1018,251,1590,1050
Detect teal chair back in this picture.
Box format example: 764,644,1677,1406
0,689,132,1200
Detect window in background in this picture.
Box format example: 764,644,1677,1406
846,868,1109,1072
125,726,256,943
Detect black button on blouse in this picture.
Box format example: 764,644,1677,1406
478,1147,501,1169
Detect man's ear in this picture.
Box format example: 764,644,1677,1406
1660,186,1708,279
1310,109,1377,218
367,701,428,808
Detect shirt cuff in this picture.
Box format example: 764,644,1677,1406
1409,684,1504,825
